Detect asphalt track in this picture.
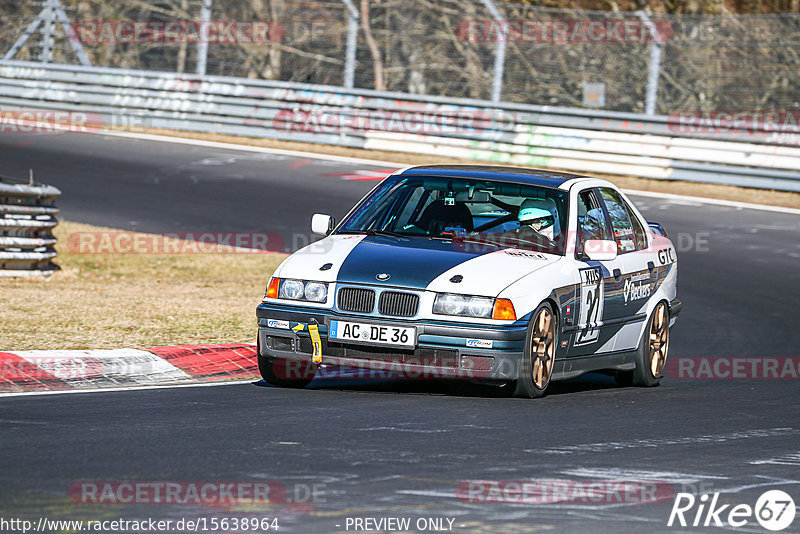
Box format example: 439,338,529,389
1,132,799,533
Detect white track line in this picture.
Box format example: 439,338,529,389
0,377,257,398
624,189,800,215
102,130,800,215
101,130,409,167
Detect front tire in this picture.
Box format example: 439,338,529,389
257,338,316,388
632,301,669,387
515,302,557,399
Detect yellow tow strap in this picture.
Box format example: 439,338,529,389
308,323,323,363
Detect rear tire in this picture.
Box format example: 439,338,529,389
257,338,316,388
515,302,557,399
632,301,669,387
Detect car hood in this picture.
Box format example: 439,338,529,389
276,234,561,297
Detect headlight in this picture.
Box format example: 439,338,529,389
437,294,466,315
433,294,495,318
280,279,305,300
274,279,329,303
468,297,493,317
304,282,328,302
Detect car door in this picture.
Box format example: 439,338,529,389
596,187,656,351
570,188,626,355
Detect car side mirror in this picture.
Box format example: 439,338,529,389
311,213,334,236
584,239,617,261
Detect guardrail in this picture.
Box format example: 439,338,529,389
0,174,60,277
1,60,799,192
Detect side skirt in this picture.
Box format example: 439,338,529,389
551,348,637,381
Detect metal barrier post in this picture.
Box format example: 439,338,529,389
39,0,56,63
196,0,212,76
480,0,506,103
637,10,663,116
341,0,359,89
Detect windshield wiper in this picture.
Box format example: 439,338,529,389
338,229,404,238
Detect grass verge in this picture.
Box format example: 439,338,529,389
0,221,285,350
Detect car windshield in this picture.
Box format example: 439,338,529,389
337,175,569,255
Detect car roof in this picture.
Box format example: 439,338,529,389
398,165,590,189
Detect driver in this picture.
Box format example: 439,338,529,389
517,198,560,241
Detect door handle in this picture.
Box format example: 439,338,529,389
613,268,621,281
648,261,655,274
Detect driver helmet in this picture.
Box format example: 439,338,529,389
518,198,560,240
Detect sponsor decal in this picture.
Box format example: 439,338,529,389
658,247,676,265
266,319,290,330
466,339,493,349
575,266,603,346
502,250,547,259
623,273,652,304
667,489,795,530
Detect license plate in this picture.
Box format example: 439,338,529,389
328,320,415,347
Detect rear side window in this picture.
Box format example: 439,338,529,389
599,188,647,253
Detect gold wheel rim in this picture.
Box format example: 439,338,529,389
649,303,669,378
531,308,555,389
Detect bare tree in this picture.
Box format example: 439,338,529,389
360,0,386,90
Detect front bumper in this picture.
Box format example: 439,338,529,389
256,302,527,381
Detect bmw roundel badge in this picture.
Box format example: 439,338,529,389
376,273,391,281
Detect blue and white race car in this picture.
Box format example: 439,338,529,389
256,165,680,398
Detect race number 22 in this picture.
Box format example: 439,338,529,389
576,266,603,346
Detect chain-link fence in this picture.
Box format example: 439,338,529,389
2,0,799,114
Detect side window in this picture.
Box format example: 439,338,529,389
576,189,610,256
625,203,648,250
599,188,646,253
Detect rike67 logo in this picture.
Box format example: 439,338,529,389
668,489,795,531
